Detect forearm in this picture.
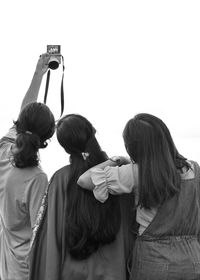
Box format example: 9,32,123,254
20,53,50,112
77,156,131,190
77,159,119,190
20,71,43,111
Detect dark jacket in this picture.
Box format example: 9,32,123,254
28,165,136,280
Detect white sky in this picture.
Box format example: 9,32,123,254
1,0,200,178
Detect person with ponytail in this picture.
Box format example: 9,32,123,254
78,113,200,280
0,54,55,280
29,114,135,280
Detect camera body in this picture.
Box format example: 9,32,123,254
47,45,61,70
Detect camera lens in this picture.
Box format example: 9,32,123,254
48,57,60,70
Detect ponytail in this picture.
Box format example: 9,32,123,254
12,132,41,168
12,102,55,168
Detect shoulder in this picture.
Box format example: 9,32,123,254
51,165,71,181
0,126,16,159
181,160,200,181
23,169,48,194
15,165,47,179
0,126,16,145
190,160,200,179
6,165,48,187
0,142,12,161
48,165,70,192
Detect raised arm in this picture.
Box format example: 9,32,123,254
0,54,51,143
20,53,50,112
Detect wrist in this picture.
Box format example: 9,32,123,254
109,156,121,166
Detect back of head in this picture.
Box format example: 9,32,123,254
56,114,121,260
123,113,189,209
13,102,55,168
57,114,98,163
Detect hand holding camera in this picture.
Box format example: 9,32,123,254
35,53,51,75
36,45,62,75
47,45,62,70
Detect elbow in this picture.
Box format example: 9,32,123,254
77,176,86,189
77,173,95,190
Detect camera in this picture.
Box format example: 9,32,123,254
47,45,61,70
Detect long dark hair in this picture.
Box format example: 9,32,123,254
12,102,55,168
56,114,121,260
123,113,190,209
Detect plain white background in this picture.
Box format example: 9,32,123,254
1,0,200,178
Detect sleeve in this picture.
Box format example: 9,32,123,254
91,163,138,203
0,126,17,145
23,172,48,228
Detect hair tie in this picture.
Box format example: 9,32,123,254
25,131,32,135
82,152,90,160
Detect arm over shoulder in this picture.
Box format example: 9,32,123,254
92,163,138,203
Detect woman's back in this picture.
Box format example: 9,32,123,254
29,165,135,280
0,128,48,280
138,160,200,237
129,161,200,280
